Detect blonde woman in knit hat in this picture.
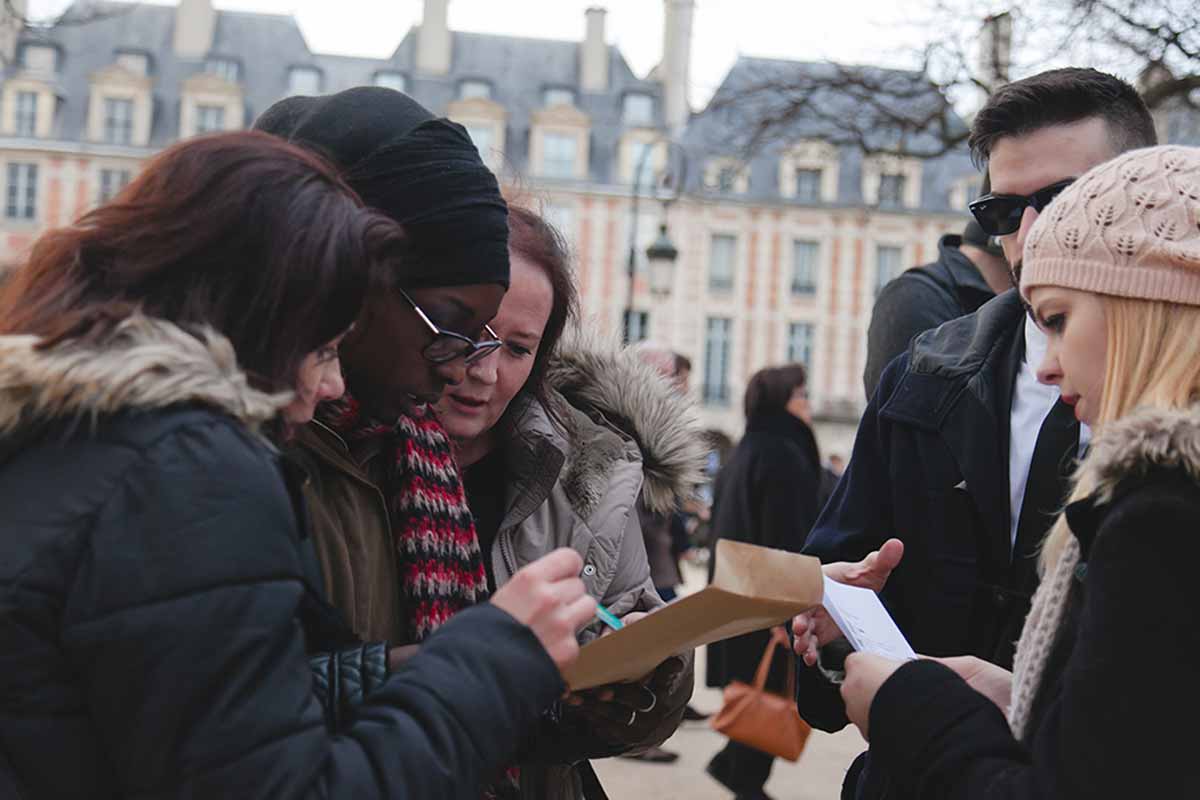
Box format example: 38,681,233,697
821,145,1200,799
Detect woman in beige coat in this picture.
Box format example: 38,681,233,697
434,206,706,800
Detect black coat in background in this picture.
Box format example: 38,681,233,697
863,234,995,400
705,411,822,692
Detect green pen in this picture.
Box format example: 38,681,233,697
594,604,624,631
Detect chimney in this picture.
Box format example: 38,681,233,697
173,0,216,59
580,7,608,93
660,0,694,134
978,12,1013,92
417,0,452,76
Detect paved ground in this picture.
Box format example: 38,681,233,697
592,561,866,800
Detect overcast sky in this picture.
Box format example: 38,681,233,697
30,0,977,108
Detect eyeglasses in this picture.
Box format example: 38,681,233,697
968,178,1075,236
398,288,502,365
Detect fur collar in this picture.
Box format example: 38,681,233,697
0,315,288,435
1074,404,1200,505
544,327,706,515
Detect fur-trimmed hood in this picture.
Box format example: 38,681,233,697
541,327,706,515
1074,404,1200,505
0,315,288,438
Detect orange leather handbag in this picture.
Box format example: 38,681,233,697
710,626,812,762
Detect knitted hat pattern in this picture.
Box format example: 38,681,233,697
1021,146,1200,305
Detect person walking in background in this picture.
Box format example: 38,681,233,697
0,131,595,799
705,364,823,800
863,195,1011,399
827,144,1200,800
431,205,701,791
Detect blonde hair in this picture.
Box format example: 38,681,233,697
1040,296,1200,571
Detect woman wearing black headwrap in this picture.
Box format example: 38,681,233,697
258,89,544,799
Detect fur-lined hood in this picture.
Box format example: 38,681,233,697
540,327,707,515
1074,404,1200,505
0,316,287,437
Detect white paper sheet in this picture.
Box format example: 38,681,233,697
822,576,917,661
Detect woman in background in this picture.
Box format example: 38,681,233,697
705,363,824,800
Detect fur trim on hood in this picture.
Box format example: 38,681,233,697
0,315,288,435
1074,404,1200,505
546,326,706,514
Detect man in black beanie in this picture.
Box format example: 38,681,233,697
862,176,1010,400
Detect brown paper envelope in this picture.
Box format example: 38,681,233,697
562,539,824,690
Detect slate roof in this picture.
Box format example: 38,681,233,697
682,56,977,213
12,2,984,209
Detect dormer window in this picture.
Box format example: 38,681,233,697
373,71,407,92
205,58,241,83
795,168,822,202
541,132,577,179
622,92,654,126
115,52,149,77
878,174,907,209
459,80,492,100
14,92,38,137
195,105,226,135
543,87,575,108
103,98,134,145
287,66,322,96
20,44,57,74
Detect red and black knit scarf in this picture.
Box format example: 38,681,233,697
320,393,489,643
320,394,519,799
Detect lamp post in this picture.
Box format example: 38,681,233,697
623,138,688,344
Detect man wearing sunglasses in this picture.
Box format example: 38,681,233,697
794,68,1157,800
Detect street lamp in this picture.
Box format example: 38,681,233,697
624,137,688,344
645,222,678,296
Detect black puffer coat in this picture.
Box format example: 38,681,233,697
705,411,823,692
0,317,562,799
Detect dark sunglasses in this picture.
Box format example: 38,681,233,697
398,288,502,365
968,178,1075,236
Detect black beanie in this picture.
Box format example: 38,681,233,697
254,87,509,289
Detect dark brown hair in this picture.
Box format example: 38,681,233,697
506,204,579,423
744,363,808,421
0,131,404,395
968,68,1157,167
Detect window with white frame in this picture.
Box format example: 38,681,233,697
787,322,815,366
287,67,322,96
541,132,577,179
98,168,132,203
21,45,57,74
543,87,575,108
622,93,654,126
116,52,149,76
195,105,226,135
703,317,733,405
459,80,492,100
373,71,406,92
629,139,655,187
14,91,38,137
878,174,907,209
792,240,819,295
876,245,904,294
544,201,576,242
5,163,38,219
463,123,495,161
709,234,737,292
716,165,739,192
103,98,134,145
623,310,650,344
795,168,823,202
206,58,241,83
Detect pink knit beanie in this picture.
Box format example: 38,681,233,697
1021,145,1200,305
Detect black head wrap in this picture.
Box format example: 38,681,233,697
255,86,509,289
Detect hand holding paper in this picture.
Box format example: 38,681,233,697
820,576,916,662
